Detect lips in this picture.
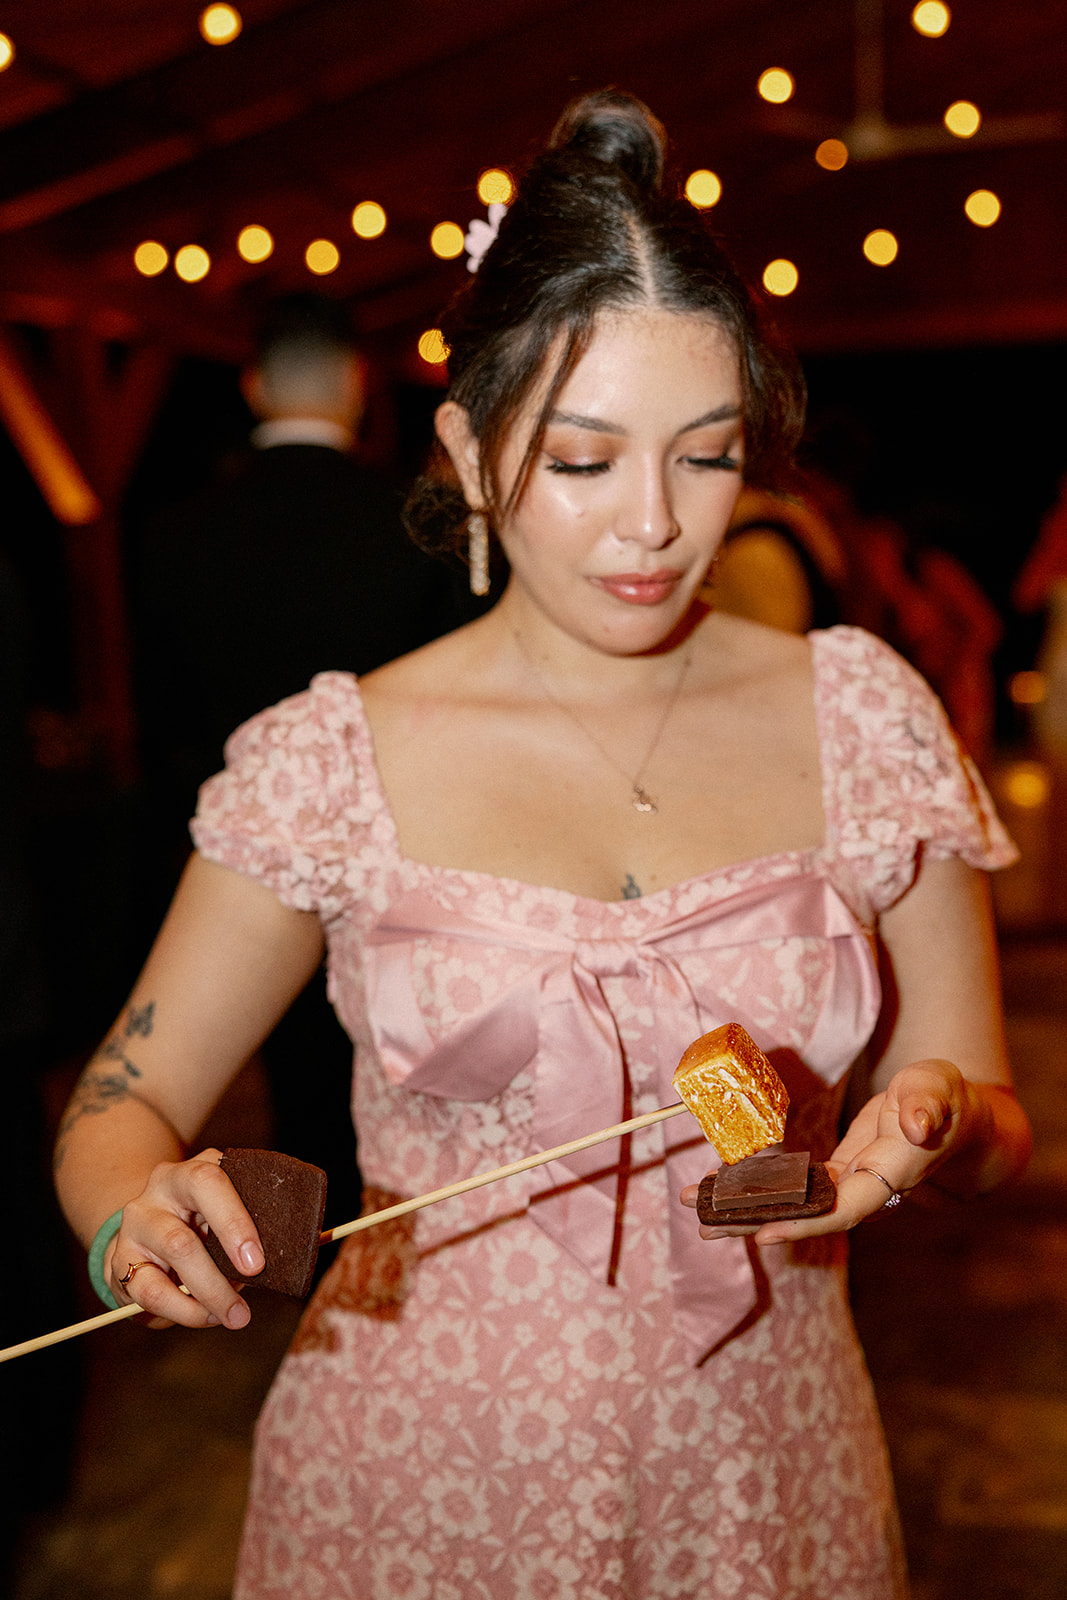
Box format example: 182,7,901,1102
589,570,683,605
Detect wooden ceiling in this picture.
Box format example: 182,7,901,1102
1,0,1065,371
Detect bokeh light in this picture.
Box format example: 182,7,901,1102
237,225,274,262
758,68,795,104
815,139,849,171
133,240,169,277
174,245,211,282
199,4,242,45
0,33,14,70
944,100,981,138
762,259,799,296
964,188,1001,226
685,170,723,208
418,328,449,366
305,239,340,275
1002,760,1050,810
477,169,514,205
863,228,899,265
1009,670,1047,706
430,222,465,259
351,202,387,239
912,2,950,37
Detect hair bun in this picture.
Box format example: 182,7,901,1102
547,89,665,193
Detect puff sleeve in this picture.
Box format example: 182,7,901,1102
815,627,1017,917
190,672,389,925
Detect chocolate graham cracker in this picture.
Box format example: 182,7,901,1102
696,1151,836,1225
204,1148,327,1298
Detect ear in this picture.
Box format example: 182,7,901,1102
435,402,485,510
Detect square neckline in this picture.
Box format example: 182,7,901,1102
342,631,837,916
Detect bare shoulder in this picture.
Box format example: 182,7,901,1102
700,611,814,705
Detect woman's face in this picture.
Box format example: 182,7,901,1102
446,305,746,656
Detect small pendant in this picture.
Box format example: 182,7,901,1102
632,785,658,815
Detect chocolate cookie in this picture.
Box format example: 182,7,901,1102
696,1159,836,1226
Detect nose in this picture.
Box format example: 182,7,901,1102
614,459,680,550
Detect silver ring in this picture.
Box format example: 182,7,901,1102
855,1168,903,1209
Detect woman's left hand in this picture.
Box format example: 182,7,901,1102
680,1056,1027,1245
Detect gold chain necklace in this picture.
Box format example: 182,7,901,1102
513,632,693,815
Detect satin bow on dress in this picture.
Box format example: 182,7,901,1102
361,865,882,1363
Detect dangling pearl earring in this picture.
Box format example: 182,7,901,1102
468,511,490,596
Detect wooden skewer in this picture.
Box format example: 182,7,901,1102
0,1101,692,1364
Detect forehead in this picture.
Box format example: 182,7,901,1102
541,306,741,424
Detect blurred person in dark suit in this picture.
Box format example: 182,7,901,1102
134,295,487,1224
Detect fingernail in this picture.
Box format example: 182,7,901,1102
206,1313,220,1327
239,1242,263,1275
915,1109,931,1138
227,1301,250,1330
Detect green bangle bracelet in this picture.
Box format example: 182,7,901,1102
87,1209,124,1310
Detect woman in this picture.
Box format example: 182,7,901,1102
55,92,1030,1598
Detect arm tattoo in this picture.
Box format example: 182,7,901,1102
53,999,172,1172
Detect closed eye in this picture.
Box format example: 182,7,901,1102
684,453,741,471
545,458,611,475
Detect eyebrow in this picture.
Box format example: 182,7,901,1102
547,403,742,436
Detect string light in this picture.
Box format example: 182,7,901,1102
351,202,387,239
911,2,950,37
199,4,242,45
863,229,898,265
174,245,211,282
685,170,722,209
477,169,514,205
1002,760,1050,809
0,33,14,70
305,239,340,275
418,329,449,366
133,241,169,277
237,225,274,262
815,139,849,171
964,189,1001,227
430,222,465,260
758,69,794,104
1009,671,1046,707
944,100,981,138
762,259,799,296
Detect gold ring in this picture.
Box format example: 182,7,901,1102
855,1168,903,1209
119,1260,154,1288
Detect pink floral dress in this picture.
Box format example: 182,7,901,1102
192,627,1014,1600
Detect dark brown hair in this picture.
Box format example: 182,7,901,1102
404,90,805,556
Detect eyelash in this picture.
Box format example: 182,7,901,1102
545,454,740,475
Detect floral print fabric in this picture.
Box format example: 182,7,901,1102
191,628,1014,1599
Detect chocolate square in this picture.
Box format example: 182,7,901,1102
711,1149,811,1210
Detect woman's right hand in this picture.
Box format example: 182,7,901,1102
102,1148,265,1330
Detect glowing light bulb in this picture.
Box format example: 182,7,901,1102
815,139,849,171
685,170,723,209
237,225,274,262
430,222,465,260
758,68,794,104
134,240,169,277
174,244,211,282
305,239,340,275
351,202,387,239
964,189,1001,227
477,169,514,206
912,2,950,37
863,229,898,266
944,100,980,138
418,328,449,366
199,4,242,45
0,33,14,70
762,259,799,296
